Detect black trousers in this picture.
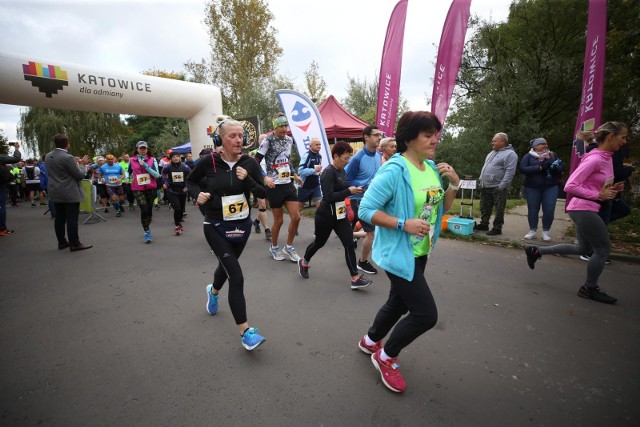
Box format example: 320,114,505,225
304,206,358,276
367,256,438,358
165,191,186,226
53,202,80,246
203,223,249,325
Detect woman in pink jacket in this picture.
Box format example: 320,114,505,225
524,121,628,304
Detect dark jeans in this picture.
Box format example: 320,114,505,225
524,185,558,231
367,256,438,358
0,186,7,231
479,187,508,229
53,202,80,246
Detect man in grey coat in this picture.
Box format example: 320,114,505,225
45,134,92,251
476,132,518,235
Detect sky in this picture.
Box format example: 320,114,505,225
0,0,511,143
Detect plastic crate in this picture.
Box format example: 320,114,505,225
447,217,475,236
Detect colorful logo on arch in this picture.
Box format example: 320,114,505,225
23,61,69,98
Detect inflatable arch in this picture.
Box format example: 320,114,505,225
0,51,222,155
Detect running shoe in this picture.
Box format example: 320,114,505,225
524,230,536,240
241,327,266,351
269,246,285,261
577,284,617,304
283,245,301,262
0,230,15,236
298,259,310,279
253,218,262,233
264,228,272,240
371,349,406,393
175,225,184,235
351,275,372,290
116,210,122,217
542,231,551,241
358,336,382,355
357,260,378,275
31,203,36,208
104,207,109,213
144,230,152,244
524,245,541,269
206,284,219,314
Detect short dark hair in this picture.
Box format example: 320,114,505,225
331,141,353,159
53,134,69,149
395,111,442,153
362,125,379,139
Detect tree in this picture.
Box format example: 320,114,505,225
185,0,283,116
342,74,410,129
18,108,129,158
0,129,9,155
440,0,640,190
303,60,327,104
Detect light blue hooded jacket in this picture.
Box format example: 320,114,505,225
359,153,444,281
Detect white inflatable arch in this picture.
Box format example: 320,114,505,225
0,51,222,155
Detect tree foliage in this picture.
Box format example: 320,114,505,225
342,74,410,128
438,0,639,191
18,108,129,158
185,0,283,117
303,60,327,104
0,130,8,155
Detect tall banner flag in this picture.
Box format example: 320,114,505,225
376,0,409,137
570,0,607,174
275,89,331,169
431,0,472,138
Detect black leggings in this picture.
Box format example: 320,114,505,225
367,256,438,358
303,206,358,276
133,190,156,231
166,191,186,225
203,223,248,325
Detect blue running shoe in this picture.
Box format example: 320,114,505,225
242,327,266,351
144,230,152,244
206,284,218,315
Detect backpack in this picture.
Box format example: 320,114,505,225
25,166,35,180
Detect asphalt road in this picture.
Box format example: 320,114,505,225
1,202,639,426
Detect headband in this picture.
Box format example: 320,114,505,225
272,116,288,128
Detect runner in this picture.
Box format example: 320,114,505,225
161,151,191,235
128,141,160,243
118,153,135,211
297,141,372,290
357,111,460,393
20,159,43,207
254,113,302,262
251,134,271,240
98,154,126,217
91,156,109,213
186,119,267,351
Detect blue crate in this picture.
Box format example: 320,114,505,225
447,217,475,236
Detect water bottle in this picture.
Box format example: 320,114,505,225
416,202,432,242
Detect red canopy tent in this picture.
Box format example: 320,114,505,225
317,95,369,140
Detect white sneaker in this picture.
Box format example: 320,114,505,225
269,245,285,261
283,245,301,262
524,230,537,240
542,231,551,241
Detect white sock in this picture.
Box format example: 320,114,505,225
380,349,392,362
364,335,376,346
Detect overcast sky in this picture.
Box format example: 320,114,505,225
0,0,510,142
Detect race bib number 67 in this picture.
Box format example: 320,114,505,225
222,194,249,221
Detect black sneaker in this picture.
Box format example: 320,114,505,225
524,246,541,270
264,228,272,240
357,260,378,274
298,259,309,279
486,228,502,236
578,285,617,304
351,275,372,290
474,223,489,231
253,218,262,233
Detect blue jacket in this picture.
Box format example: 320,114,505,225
359,154,444,281
345,146,381,200
520,151,563,188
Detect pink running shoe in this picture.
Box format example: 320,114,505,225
371,349,406,393
358,336,382,355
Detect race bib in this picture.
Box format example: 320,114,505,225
276,165,291,183
136,173,151,185
108,176,119,184
171,172,184,183
335,200,347,220
222,194,249,221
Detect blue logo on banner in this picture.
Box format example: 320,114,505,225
291,101,312,131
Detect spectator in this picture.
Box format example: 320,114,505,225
0,142,21,235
